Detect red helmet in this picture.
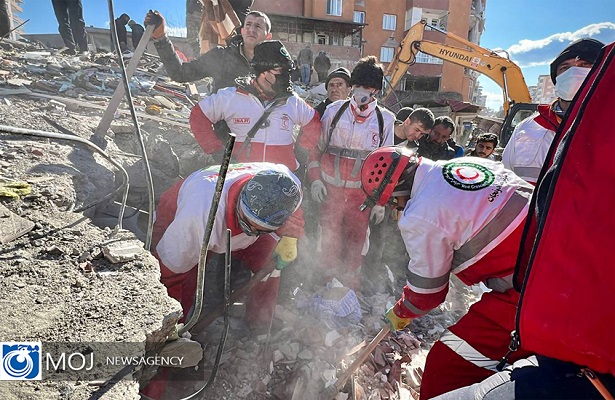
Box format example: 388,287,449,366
360,146,419,210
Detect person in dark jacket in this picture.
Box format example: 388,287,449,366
50,0,89,54
144,10,272,92
114,13,130,53
448,138,464,158
297,44,313,85
314,51,331,82
0,0,11,38
314,67,351,117
411,116,457,161
127,20,144,49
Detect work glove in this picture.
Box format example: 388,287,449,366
310,179,327,203
144,10,166,40
385,306,412,332
370,205,385,225
274,236,298,263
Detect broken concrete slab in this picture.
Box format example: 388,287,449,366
158,337,203,368
0,202,35,244
101,239,143,263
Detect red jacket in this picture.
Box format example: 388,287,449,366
515,42,615,375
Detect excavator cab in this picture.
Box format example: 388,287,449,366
499,102,538,147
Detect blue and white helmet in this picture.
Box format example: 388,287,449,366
239,170,302,231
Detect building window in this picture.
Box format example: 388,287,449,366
383,14,396,30
354,11,365,23
380,47,394,62
415,51,443,64
422,12,448,31
327,0,343,16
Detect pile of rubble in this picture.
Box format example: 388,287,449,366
151,277,479,400
0,39,481,400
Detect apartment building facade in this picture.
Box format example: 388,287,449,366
252,0,364,72
356,0,486,104
252,0,486,105
4,0,24,40
532,74,555,104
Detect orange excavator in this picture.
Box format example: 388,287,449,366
383,20,532,116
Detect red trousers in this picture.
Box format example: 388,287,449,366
157,234,279,330
319,184,370,290
419,290,530,399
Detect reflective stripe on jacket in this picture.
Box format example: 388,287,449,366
395,158,532,318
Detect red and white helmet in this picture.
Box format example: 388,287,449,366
360,146,420,210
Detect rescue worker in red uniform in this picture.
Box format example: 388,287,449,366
432,40,614,400
297,56,395,289
359,146,533,399
152,163,304,329
502,38,603,184
188,40,321,171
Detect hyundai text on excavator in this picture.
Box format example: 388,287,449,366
382,20,537,145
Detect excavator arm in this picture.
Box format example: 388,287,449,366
383,21,531,114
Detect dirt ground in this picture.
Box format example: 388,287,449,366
0,98,183,399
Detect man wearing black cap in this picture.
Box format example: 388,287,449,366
188,40,321,172
298,55,395,290
502,38,604,184
314,67,352,117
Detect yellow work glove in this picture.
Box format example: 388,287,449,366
274,236,298,263
0,178,31,199
385,306,412,332
144,10,167,40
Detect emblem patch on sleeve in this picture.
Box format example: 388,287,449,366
442,162,495,191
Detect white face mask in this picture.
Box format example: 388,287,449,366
352,86,377,107
554,66,590,101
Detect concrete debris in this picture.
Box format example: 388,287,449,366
101,239,143,263
297,349,313,360
325,329,342,347
0,202,35,243
158,338,203,368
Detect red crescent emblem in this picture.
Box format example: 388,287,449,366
455,167,479,180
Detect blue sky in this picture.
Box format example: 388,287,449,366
478,0,615,110
20,1,615,110
20,1,189,37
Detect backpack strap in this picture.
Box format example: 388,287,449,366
321,101,387,180
321,100,351,154
375,105,385,147
236,97,286,157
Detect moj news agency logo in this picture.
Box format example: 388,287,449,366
0,342,42,380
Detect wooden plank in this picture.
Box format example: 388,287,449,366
93,24,155,137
